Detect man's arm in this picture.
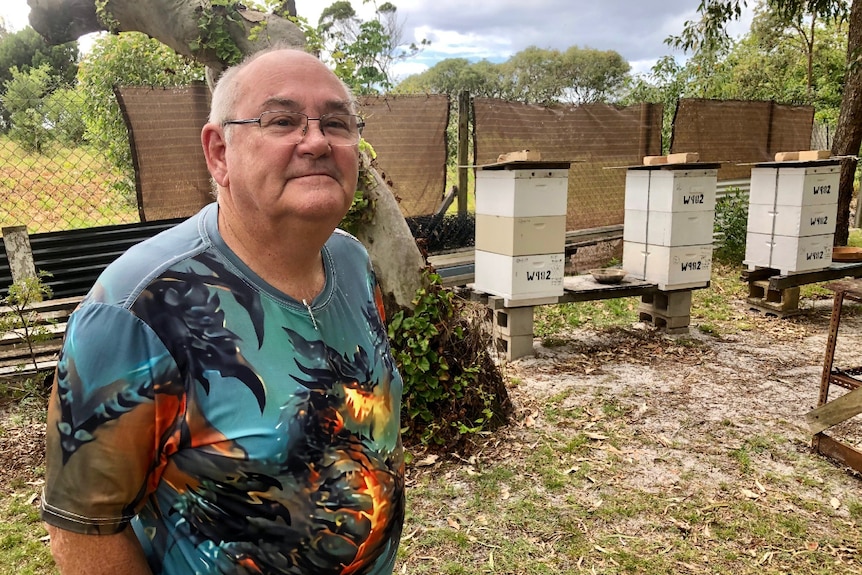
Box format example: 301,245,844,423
46,524,153,575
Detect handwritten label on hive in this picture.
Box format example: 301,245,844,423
810,216,829,226
526,269,553,281
812,185,831,195
682,193,705,205
680,261,704,272
806,250,826,261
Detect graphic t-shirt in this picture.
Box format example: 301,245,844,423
41,203,405,575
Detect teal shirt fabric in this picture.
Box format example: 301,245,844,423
41,203,405,574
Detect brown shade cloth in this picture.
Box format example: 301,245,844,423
357,94,450,217
670,98,815,181
473,99,663,230
115,83,213,222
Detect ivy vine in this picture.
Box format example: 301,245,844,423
189,0,245,66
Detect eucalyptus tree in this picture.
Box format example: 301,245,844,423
317,0,428,93
559,46,631,104
667,0,859,245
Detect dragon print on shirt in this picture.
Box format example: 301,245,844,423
42,207,405,575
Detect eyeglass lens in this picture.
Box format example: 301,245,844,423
258,111,362,145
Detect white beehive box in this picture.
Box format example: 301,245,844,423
475,214,566,256
475,168,569,217
746,202,838,237
748,164,840,207
622,242,712,291
474,251,565,299
624,209,715,247
744,232,833,274
624,168,718,213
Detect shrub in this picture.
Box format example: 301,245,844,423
388,272,512,452
713,187,749,265
0,273,54,376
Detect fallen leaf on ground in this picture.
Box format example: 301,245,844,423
414,454,439,467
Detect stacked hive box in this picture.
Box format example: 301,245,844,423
744,159,840,274
622,162,718,291
621,160,718,332
473,161,571,300
474,160,570,360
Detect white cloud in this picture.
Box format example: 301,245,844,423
413,26,512,61
391,61,428,82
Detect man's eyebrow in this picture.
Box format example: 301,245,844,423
260,97,353,114
261,97,301,111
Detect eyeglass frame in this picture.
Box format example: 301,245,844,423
222,110,365,146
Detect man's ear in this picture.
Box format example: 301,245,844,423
202,124,229,187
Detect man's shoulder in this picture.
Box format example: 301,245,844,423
327,228,369,258
89,207,214,307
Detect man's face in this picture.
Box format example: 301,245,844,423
219,52,359,226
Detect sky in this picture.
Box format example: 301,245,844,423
0,0,754,79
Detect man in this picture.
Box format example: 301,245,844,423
41,47,405,575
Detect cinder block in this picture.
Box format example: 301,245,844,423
638,309,691,331
746,282,801,316
493,306,535,337
639,290,692,317
494,333,535,361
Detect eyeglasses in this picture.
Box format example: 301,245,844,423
222,110,364,146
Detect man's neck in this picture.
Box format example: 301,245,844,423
217,207,329,302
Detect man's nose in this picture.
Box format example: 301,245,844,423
298,119,330,150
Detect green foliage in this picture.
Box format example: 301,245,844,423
43,87,87,146
713,187,750,265
0,26,78,129
669,0,848,56
397,44,630,105
663,1,847,110
2,64,87,154
501,46,565,104
76,32,205,202
395,57,504,98
620,2,847,154
190,0,245,66
94,0,121,32
704,5,847,117
619,56,686,153
534,297,639,341
0,273,54,375
387,273,510,450
559,46,631,103
3,65,55,153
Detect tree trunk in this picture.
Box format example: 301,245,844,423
27,0,305,70
355,155,428,316
831,0,862,245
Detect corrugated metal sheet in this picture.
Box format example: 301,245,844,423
1,219,184,299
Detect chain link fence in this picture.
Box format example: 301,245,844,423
0,76,138,234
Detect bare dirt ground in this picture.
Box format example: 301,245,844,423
505,299,862,496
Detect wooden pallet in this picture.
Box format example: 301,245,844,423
0,296,82,379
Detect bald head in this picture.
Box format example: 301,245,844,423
209,48,355,128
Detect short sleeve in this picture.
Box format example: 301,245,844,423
41,302,182,535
